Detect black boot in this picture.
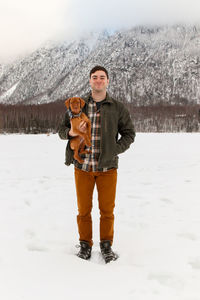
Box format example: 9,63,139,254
100,240,118,264
77,241,92,260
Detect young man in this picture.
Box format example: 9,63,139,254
58,66,135,263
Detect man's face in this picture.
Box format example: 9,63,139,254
89,70,109,93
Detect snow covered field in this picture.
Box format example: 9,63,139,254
0,133,200,300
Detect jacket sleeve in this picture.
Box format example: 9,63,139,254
58,112,72,140
116,104,136,155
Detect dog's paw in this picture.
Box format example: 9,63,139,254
74,154,84,164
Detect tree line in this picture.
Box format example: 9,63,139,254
127,103,200,132
0,101,199,134
0,101,64,134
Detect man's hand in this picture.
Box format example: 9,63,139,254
69,121,87,137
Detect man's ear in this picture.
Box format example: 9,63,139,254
65,98,71,109
79,98,85,108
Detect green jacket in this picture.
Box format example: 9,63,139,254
58,93,136,169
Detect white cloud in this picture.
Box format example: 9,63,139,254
1,0,200,63
65,0,200,31
0,0,68,63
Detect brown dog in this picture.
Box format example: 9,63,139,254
65,97,91,164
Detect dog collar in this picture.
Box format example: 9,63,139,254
67,108,82,119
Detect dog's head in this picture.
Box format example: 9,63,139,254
65,97,85,114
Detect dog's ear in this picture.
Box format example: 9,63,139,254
65,98,71,109
79,97,85,108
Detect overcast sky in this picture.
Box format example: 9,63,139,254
1,0,200,63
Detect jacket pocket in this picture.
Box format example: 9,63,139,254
114,142,121,156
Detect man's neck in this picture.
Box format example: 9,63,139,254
91,91,106,102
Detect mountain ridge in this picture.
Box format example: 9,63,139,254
1,25,200,105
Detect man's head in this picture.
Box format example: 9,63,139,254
89,66,109,79
89,66,109,94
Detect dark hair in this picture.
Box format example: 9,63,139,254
89,66,109,79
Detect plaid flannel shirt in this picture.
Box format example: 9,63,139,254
74,97,108,172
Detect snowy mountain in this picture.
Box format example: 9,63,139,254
1,25,200,105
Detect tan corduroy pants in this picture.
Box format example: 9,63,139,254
74,167,117,247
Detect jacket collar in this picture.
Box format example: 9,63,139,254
83,92,114,104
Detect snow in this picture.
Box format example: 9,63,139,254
0,133,200,300
0,81,19,102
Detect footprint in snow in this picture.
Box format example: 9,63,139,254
27,241,49,252
177,232,198,241
160,198,173,204
189,258,200,270
148,272,184,289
